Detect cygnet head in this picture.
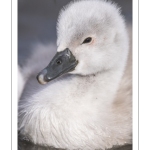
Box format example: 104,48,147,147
37,0,128,84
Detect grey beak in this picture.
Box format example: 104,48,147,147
37,48,78,85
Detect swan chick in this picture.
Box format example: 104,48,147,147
19,1,131,150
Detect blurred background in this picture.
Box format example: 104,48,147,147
18,0,132,150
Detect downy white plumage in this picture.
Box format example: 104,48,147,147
18,0,132,149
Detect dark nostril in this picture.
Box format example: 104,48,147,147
56,60,62,65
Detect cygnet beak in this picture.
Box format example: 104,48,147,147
37,48,78,85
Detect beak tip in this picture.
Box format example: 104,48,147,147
37,73,48,85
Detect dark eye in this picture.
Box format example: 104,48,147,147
56,60,62,65
82,37,92,44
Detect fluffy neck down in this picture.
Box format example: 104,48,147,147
19,65,131,150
